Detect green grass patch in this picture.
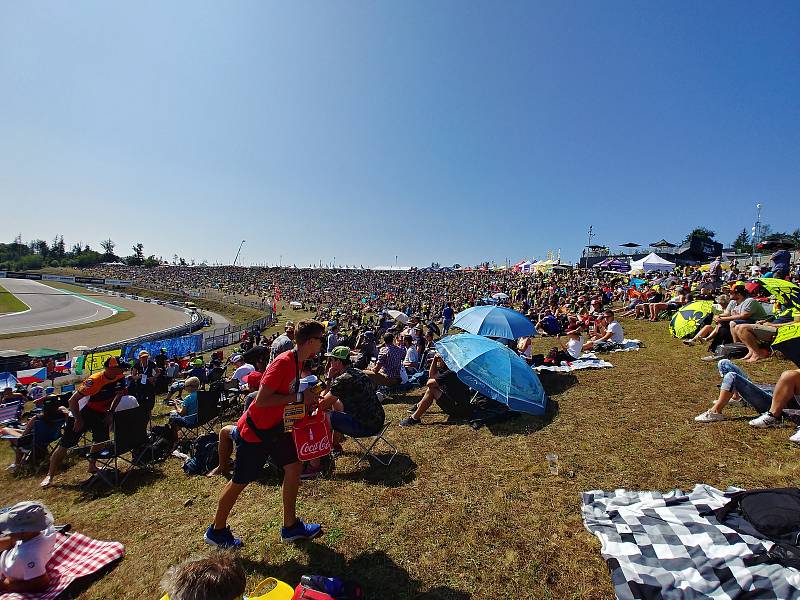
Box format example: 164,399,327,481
0,283,29,314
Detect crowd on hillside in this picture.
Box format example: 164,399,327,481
2,251,799,597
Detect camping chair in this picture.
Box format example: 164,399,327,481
86,407,160,488
14,417,66,474
0,399,24,427
352,422,398,467
176,390,221,445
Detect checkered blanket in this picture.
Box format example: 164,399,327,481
534,352,614,373
1,531,125,600
581,484,800,599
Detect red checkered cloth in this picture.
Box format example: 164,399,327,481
1,531,125,600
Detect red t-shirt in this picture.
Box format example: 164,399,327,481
236,350,298,443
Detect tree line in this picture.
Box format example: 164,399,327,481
685,226,800,254
0,235,189,271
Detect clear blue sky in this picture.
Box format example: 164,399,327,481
1,2,798,267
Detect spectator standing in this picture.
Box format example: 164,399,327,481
269,321,295,364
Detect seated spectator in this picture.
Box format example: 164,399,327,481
582,310,624,351
695,360,800,441
1,387,25,405
206,372,261,479
227,355,254,388
2,394,68,471
400,352,472,426
159,550,245,600
706,285,766,352
165,358,207,402
536,310,562,336
734,301,800,362
647,288,687,321
548,320,585,363
168,377,201,444
363,333,405,389
0,501,56,594
352,330,378,370
401,335,420,375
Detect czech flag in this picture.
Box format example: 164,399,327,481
16,367,47,384
55,359,72,373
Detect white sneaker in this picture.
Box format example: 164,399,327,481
695,410,725,423
749,412,780,428
790,428,800,443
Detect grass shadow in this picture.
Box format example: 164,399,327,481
58,556,125,599
538,371,579,397
335,452,417,488
66,468,167,501
240,547,470,599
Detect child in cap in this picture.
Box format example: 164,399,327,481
0,501,56,593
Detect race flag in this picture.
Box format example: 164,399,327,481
16,367,47,384
54,359,72,373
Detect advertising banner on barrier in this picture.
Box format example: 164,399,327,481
84,349,122,373
104,278,132,286
122,333,203,361
3,271,42,280
74,276,107,285
42,274,78,283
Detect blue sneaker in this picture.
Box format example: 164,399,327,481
280,518,322,542
204,525,243,548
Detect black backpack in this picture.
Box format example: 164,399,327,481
710,488,800,569
183,433,219,476
132,424,173,464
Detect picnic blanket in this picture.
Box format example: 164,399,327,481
581,484,800,600
534,352,614,373
1,531,125,600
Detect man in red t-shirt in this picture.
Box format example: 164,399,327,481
204,320,326,548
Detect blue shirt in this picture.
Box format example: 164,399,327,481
181,391,198,426
443,307,454,321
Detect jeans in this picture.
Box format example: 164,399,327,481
443,319,453,335
717,359,772,413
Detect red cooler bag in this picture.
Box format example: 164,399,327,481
292,411,332,461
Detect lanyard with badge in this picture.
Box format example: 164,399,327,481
283,350,304,432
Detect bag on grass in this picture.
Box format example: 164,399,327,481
710,487,800,569
292,412,332,462
183,433,219,475
133,424,172,463
714,342,748,359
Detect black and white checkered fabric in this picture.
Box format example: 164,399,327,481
581,484,800,599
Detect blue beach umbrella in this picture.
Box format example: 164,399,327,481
435,334,548,415
452,305,536,340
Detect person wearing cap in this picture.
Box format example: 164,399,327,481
303,346,385,478
0,501,56,593
130,350,160,417
164,357,207,403
227,354,254,388
40,356,131,488
352,330,378,370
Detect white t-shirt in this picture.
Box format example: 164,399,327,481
0,530,56,581
566,336,585,359
606,321,625,343
232,364,255,385
404,346,420,366
115,395,139,411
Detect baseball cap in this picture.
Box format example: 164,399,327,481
192,358,204,366
0,501,51,534
138,350,150,358
245,371,262,389
325,346,350,361
231,354,243,363
104,356,131,370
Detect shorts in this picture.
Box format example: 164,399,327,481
60,408,109,448
751,324,778,342
168,413,197,428
330,411,380,438
231,425,298,484
666,302,679,311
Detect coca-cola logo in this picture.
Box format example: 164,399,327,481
300,436,331,456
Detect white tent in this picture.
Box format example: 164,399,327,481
629,252,676,273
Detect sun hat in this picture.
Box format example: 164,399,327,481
138,350,150,358
0,501,51,534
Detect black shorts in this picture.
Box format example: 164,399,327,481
60,407,109,448
231,425,298,485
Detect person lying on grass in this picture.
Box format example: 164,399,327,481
695,360,800,442
0,502,56,594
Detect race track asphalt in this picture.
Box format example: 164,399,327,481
0,279,118,334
